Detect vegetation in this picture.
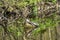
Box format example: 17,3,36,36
0,0,60,40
